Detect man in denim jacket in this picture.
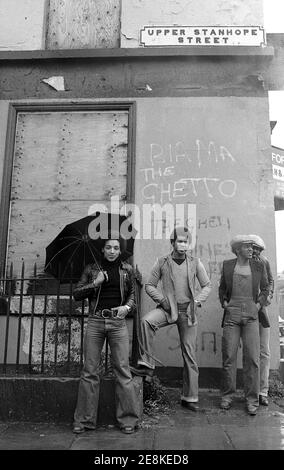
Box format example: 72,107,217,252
131,227,211,411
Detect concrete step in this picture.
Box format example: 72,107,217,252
0,375,143,424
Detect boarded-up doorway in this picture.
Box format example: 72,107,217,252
1,103,135,282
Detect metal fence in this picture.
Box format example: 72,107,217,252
0,262,141,377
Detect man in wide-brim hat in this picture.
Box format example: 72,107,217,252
219,235,269,416
248,234,274,407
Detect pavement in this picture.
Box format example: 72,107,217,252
0,388,284,457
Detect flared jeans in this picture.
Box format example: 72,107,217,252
138,307,199,402
74,317,139,429
222,298,260,406
259,321,270,397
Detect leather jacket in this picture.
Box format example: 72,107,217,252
73,261,135,315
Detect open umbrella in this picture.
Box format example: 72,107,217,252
44,212,136,282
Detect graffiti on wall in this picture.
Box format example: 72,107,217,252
139,140,238,360
201,331,217,353
194,214,232,277
197,215,231,231
166,325,220,355
140,140,237,204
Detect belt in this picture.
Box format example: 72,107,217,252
177,302,190,309
92,308,118,319
177,302,190,313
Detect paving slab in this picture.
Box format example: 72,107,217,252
154,410,210,428
152,425,233,450
0,389,284,451
0,422,73,450
71,427,155,451
210,410,284,427
222,424,284,450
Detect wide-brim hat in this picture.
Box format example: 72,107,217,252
247,234,265,251
230,235,254,253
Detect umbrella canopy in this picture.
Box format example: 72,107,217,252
44,212,136,282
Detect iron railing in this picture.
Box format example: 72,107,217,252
0,262,142,377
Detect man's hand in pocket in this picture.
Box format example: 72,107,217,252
161,298,171,312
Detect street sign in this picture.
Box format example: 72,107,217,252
140,26,266,47
272,146,284,210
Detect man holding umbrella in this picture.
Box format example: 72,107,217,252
72,232,139,434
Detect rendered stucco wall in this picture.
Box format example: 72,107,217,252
133,96,279,370
0,96,280,371
121,0,264,47
0,0,47,51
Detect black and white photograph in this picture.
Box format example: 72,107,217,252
0,0,284,461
